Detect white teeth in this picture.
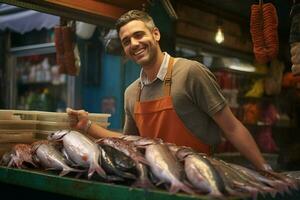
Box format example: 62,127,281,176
134,49,144,56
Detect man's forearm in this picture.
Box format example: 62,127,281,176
225,123,268,170
213,106,269,170
87,122,123,138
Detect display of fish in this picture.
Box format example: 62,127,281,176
48,130,106,179
1,131,299,199
32,142,84,176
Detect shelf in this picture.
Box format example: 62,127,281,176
210,67,266,77
10,42,56,57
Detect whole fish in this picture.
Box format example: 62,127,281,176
97,137,148,165
32,143,84,176
48,130,106,179
98,137,154,188
216,160,277,197
7,144,37,168
100,144,136,173
176,148,225,197
99,145,136,180
230,163,288,195
207,157,260,199
145,143,194,194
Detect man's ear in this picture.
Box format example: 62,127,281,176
152,27,161,42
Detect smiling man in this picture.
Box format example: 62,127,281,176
67,10,271,171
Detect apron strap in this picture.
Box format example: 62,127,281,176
136,82,142,102
136,56,175,102
163,57,174,96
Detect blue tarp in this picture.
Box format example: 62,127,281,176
0,4,59,34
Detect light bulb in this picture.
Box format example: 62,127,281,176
215,27,224,44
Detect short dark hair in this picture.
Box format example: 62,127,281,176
115,10,155,33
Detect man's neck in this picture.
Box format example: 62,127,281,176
143,52,164,82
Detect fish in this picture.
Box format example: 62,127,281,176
100,144,136,173
97,137,148,165
98,137,154,189
99,145,136,180
230,163,288,195
48,130,106,179
7,144,37,168
207,157,261,199
32,143,84,176
121,135,162,146
176,148,225,197
145,143,194,194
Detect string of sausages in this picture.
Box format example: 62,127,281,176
250,1,279,64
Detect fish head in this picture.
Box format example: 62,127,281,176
175,147,195,160
48,130,69,141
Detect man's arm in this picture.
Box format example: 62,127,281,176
213,105,270,171
67,108,122,138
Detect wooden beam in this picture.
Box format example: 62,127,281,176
0,0,128,27
44,0,127,20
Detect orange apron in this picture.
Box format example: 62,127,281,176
134,57,210,154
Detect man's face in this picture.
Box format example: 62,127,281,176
119,20,160,66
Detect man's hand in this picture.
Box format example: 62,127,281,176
66,107,89,131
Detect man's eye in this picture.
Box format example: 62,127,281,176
122,40,130,46
134,32,144,39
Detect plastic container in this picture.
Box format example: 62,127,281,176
37,111,111,123
0,120,38,130
37,121,70,131
0,109,37,120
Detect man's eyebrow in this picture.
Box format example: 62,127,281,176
121,37,129,43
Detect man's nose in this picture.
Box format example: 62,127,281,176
130,37,139,46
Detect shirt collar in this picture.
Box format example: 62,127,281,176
139,52,170,87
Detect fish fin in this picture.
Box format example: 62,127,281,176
136,157,150,166
170,181,195,195
88,163,106,179
132,178,155,189
59,170,70,176
155,180,165,187
117,171,137,180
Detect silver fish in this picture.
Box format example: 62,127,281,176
48,130,106,179
33,143,83,176
176,148,225,197
145,143,194,194
98,137,154,188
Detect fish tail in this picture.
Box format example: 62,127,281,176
59,169,71,176
87,162,106,179
170,181,195,195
